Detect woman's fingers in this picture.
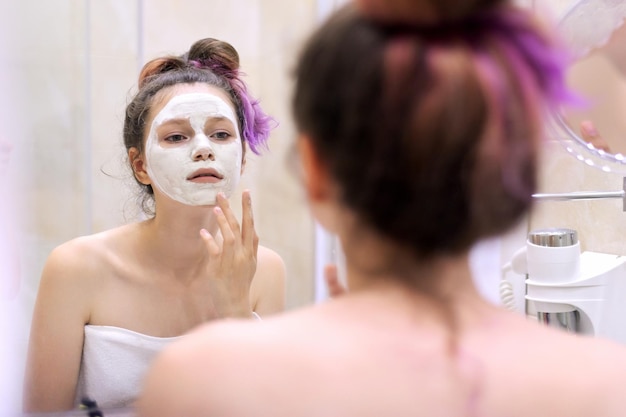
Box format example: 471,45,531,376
325,264,347,298
213,206,236,265
199,228,220,257
580,120,611,152
216,193,241,236
205,192,258,276
241,190,259,253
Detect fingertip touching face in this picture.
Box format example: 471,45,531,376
144,84,243,206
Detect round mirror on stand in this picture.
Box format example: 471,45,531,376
550,0,626,176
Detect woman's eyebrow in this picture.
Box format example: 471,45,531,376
155,119,191,136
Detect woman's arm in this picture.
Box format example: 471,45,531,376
23,243,93,412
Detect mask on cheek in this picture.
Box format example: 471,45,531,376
145,93,243,206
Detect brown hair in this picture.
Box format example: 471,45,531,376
293,1,569,262
355,0,506,25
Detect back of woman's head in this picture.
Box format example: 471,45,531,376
293,0,571,258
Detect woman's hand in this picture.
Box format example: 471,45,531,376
580,120,611,152
325,264,348,298
200,190,259,318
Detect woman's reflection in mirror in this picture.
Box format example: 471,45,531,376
22,37,286,413
138,1,626,416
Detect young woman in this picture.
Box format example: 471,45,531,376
138,2,626,416
23,38,286,412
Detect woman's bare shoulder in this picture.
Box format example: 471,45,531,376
257,245,285,269
529,328,626,412
250,245,287,314
486,312,626,401
180,302,345,362
256,245,286,284
142,299,626,416
41,223,139,285
138,307,326,414
136,318,257,415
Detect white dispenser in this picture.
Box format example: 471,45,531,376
504,228,626,344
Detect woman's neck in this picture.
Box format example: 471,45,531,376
338,224,481,304
138,204,221,279
341,240,490,335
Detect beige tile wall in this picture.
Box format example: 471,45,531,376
530,140,626,255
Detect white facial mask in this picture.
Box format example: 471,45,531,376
145,92,243,206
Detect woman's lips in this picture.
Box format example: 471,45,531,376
187,168,224,183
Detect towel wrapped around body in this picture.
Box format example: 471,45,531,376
75,325,181,408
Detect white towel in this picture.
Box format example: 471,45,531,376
75,325,181,409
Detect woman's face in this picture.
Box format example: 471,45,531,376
144,83,243,206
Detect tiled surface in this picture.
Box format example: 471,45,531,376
530,140,626,255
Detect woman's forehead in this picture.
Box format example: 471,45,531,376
149,83,236,123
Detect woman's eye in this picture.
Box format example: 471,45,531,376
164,134,187,143
212,131,231,141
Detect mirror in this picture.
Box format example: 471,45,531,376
7,0,620,414
3,0,324,414
553,0,626,174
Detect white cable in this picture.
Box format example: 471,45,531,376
499,280,517,312
499,262,518,311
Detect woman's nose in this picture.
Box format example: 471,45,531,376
192,137,215,161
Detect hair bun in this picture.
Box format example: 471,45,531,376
137,57,185,88
355,0,508,25
187,38,240,73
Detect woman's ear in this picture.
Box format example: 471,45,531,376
297,135,342,233
297,135,332,202
129,148,151,185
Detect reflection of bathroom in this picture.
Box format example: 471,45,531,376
2,0,626,413
495,1,626,343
